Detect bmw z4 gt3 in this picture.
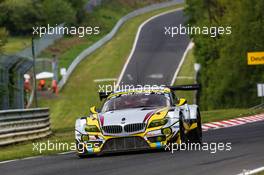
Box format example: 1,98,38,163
75,85,202,157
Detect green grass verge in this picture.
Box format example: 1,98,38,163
2,36,31,54
201,108,264,123
0,3,184,161
256,171,264,175
0,132,73,161
174,48,195,103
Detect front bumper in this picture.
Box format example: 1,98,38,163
75,125,180,155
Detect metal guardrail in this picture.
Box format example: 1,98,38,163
250,103,264,110
58,0,184,89
0,108,51,146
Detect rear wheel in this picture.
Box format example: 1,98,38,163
179,110,202,144
188,110,202,143
179,114,188,144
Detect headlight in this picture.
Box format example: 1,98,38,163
148,118,168,128
162,128,172,136
85,125,100,132
81,135,89,142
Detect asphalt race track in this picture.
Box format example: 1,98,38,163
1,121,263,175
1,9,263,175
119,10,190,86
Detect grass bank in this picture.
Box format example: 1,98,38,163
174,48,195,103
39,0,170,69
257,171,264,175
201,108,264,123
2,36,31,54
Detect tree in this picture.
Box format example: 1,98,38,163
0,0,44,34
185,0,264,109
42,0,76,26
66,0,87,24
0,0,78,34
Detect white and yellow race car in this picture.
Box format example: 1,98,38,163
75,85,202,157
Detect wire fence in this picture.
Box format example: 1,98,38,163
0,55,33,109
0,24,64,110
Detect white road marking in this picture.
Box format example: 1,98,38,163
126,74,133,81
176,76,194,80
93,78,117,82
237,166,264,175
0,151,75,165
116,8,184,87
170,42,194,86
148,74,164,79
0,159,18,164
58,151,75,155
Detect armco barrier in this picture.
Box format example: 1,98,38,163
58,0,184,89
0,108,51,146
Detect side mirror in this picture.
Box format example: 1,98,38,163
177,98,187,106
90,106,98,114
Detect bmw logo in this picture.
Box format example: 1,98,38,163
121,117,126,124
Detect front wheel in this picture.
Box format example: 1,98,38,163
76,141,89,158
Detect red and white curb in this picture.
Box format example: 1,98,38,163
202,113,264,131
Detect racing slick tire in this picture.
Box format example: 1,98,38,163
76,141,89,158
179,110,202,144
187,110,202,144
179,115,188,144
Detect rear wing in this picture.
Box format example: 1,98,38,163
168,84,200,91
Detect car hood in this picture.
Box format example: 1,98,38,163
99,108,158,126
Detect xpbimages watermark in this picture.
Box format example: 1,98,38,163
32,24,100,37
32,140,100,154
32,140,232,154
164,24,232,38
164,142,232,154
98,82,166,94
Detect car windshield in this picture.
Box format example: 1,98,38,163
101,93,170,112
